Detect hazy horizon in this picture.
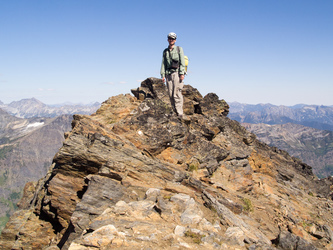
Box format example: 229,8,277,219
1,1,332,106
0,96,332,108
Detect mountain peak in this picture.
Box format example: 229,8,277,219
2,98,100,118
229,102,333,131
8,97,44,107
1,78,332,249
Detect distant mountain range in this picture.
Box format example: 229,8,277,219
228,102,333,178
0,98,100,118
0,98,100,232
243,123,333,178
229,102,333,131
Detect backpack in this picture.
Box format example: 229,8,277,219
176,46,189,74
184,55,189,74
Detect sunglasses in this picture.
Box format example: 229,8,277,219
168,38,176,40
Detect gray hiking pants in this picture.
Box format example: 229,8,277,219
166,72,184,116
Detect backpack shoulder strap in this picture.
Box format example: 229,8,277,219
163,48,168,57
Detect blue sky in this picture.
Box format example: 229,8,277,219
1,0,332,106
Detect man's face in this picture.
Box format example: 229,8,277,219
168,37,176,46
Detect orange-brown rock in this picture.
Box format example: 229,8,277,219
1,77,332,249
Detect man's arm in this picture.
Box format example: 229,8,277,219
160,50,166,82
179,47,185,80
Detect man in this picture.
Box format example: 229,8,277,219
160,32,186,118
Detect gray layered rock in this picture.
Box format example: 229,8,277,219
0,112,73,232
1,78,332,249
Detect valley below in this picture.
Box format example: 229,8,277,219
242,123,333,178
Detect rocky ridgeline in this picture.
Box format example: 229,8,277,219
1,78,333,249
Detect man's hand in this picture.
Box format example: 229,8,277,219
179,75,185,81
162,77,165,82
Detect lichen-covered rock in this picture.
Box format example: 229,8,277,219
1,77,332,249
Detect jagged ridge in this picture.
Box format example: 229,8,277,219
1,78,333,249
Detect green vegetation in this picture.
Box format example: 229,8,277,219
10,191,21,201
0,216,10,233
0,137,10,144
163,195,172,200
0,197,17,211
324,165,333,176
242,197,254,212
301,221,313,229
314,147,327,157
313,135,333,157
0,170,8,186
184,230,205,244
0,145,14,160
317,164,333,179
208,205,217,213
0,189,22,233
188,164,198,172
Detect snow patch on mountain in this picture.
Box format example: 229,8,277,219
26,122,44,129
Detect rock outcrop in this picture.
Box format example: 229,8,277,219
0,113,73,232
1,78,333,249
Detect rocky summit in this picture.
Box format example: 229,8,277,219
1,78,333,250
